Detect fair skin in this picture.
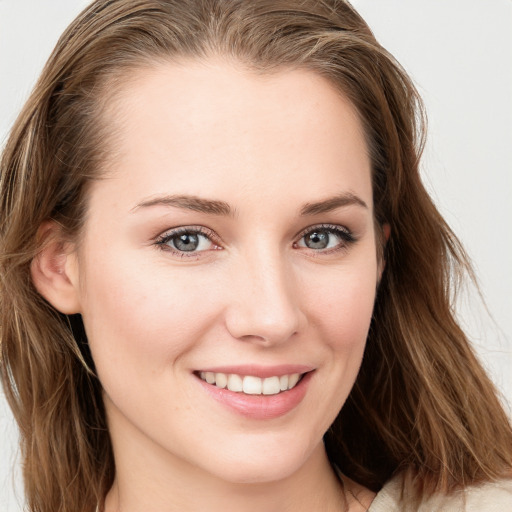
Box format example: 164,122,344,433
33,59,380,511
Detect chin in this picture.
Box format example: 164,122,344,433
210,461,301,485
196,437,320,485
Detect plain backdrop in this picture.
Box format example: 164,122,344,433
1,1,511,510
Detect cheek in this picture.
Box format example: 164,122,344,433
303,260,378,351
294,258,377,429
77,252,221,380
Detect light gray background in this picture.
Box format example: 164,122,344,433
1,1,511,510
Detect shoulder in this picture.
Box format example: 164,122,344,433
369,473,512,512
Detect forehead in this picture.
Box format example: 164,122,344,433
94,58,372,211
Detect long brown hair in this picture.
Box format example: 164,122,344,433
1,1,511,511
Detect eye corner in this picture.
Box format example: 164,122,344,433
294,223,356,254
153,225,222,257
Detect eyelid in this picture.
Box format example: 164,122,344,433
156,225,218,239
153,223,356,258
154,225,223,255
294,223,356,253
295,223,353,240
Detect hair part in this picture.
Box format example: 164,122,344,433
1,1,511,511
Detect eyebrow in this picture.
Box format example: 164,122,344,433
132,194,234,216
132,191,367,217
300,192,368,216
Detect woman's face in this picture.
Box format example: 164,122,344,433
69,59,381,484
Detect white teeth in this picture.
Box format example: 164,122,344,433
215,372,227,389
199,371,305,395
243,376,262,395
227,374,243,392
288,373,300,388
263,376,281,395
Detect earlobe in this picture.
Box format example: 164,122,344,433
30,222,81,314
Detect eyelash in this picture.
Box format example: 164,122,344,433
154,224,356,257
294,224,356,255
155,226,220,257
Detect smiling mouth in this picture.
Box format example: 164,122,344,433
197,371,305,395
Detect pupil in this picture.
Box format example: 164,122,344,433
175,233,199,251
307,231,329,249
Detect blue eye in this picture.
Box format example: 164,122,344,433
156,228,216,253
296,225,354,251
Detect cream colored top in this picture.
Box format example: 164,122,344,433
368,474,512,511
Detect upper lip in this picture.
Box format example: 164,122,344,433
194,364,315,378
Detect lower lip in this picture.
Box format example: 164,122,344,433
196,372,313,420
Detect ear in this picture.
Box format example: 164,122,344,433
377,223,391,280
30,221,81,314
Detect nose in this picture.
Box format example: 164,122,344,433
224,247,306,346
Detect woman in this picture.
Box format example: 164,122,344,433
1,1,511,511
